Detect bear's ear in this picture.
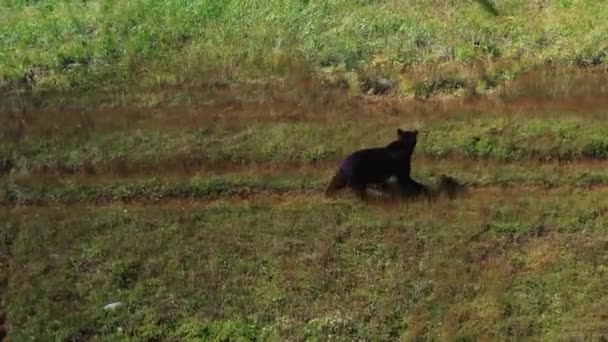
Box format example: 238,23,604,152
397,128,405,136
412,130,418,136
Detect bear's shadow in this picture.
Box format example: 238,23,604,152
367,175,467,202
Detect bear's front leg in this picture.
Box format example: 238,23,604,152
378,181,393,195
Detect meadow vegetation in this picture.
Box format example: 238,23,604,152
4,95,608,339
2,0,608,341
4,189,608,340
1,0,608,100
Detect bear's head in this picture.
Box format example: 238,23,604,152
385,128,418,161
386,129,417,150
396,128,418,149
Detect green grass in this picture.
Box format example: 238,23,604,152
3,2,608,337
1,0,608,98
2,97,608,339
3,192,608,340
1,175,317,206
3,115,608,177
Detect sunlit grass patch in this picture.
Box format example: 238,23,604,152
3,190,608,340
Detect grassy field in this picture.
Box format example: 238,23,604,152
3,0,608,341
4,191,608,340
1,0,608,100
3,93,608,340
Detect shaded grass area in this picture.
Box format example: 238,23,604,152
1,0,608,98
3,193,608,340
3,115,608,177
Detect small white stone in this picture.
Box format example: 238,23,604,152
103,302,124,311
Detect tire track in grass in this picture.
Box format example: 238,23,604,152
3,182,608,208
3,154,608,182
4,146,608,179
3,156,608,205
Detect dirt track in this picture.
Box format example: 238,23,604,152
3,184,608,210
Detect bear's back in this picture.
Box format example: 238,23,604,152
341,147,400,182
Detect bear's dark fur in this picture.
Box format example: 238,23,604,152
325,129,418,200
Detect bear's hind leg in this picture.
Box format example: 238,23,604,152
350,182,368,201
325,171,347,198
